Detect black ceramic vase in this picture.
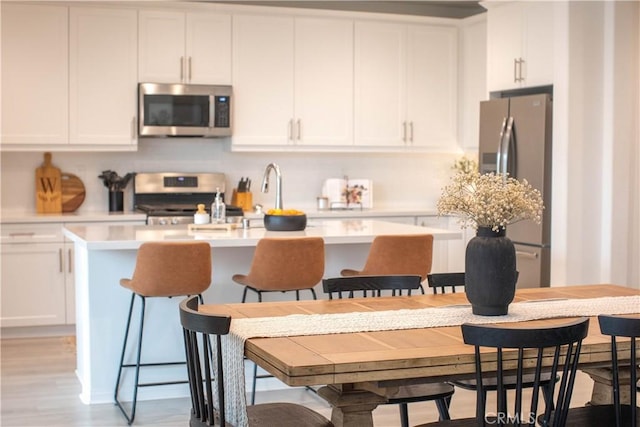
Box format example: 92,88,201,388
465,226,518,316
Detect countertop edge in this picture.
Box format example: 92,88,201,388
2,208,442,224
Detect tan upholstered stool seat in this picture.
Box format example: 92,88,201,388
340,234,434,293
232,237,324,297
119,241,211,297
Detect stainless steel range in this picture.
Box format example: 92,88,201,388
133,172,243,225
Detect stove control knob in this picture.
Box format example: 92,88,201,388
171,217,180,225
158,218,168,226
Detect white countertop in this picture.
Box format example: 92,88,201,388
63,219,461,250
1,207,439,224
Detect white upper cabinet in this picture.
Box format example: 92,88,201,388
293,17,354,147
354,21,406,147
406,25,458,149
486,1,554,91
139,10,231,84
1,4,69,146
232,14,294,147
355,21,458,149
1,4,137,151
69,7,138,147
232,14,353,149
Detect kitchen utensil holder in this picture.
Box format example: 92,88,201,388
232,190,253,212
109,191,124,212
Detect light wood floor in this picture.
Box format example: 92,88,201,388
1,336,596,427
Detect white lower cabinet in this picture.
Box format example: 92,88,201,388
1,224,70,327
1,220,144,329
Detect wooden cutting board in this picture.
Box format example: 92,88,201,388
61,173,86,213
35,152,62,213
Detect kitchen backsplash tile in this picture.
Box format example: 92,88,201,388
0,141,461,213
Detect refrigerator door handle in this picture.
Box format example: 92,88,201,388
497,116,513,177
496,117,507,174
507,116,517,178
516,249,539,260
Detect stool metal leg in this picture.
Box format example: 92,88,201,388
114,293,143,425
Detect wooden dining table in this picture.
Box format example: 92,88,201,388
200,284,640,427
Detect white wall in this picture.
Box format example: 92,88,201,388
0,144,460,214
552,1,639,288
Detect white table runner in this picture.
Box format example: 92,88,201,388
220,295,640,427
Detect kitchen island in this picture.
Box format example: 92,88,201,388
63,219,461,405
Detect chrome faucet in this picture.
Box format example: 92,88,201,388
261,163,283,210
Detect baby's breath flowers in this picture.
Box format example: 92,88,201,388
437,158,543,232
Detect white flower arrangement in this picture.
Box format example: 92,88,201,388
437,157,544,232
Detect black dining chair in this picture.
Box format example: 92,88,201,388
426,272,558,418
322,275,454,427
179,296,333,427
426,272,465,294
560,314,639,427
415,317,590,427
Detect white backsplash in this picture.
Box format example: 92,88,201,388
0,138,461,214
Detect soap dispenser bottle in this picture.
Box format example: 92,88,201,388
211,188,226,224
194,204,210,225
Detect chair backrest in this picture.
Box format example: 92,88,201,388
323,275,422,299
461,317,590,427
126,241,212,297
180,296,232,427
358,234,434,281
245,237,325,291
426,272,466,294
598,314,639,427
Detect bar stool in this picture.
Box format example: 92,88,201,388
232,237,325,403
114,241,212,425
340,234,434,293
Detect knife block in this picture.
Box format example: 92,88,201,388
231,190,253,212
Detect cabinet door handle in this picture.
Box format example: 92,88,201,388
514,58,525,82
8,232,35,237
402,121,407,143
296,119,301,141
59,248,64,273
180,56,184,82
188,56,192,82
131,116,136,140
68,248,73,274
288,119,294,141
409,122,414,142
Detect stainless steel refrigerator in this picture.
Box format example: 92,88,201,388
478,93,552,288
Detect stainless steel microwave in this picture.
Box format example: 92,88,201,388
138,83,232,137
